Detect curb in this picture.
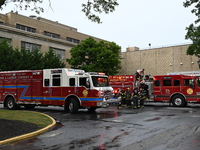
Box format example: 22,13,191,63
0,111,56,146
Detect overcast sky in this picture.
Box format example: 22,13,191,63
0,0,196,51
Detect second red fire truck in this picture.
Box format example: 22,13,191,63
149,72,200,107
0,68,113,113
109,71,200,107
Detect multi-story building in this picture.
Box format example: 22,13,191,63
1,12,199,75
0,12,104,67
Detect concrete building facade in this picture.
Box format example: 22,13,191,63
0,12,104,67
119,45,199,76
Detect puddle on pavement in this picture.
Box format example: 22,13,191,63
160,114,175,117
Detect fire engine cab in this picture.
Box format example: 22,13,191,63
0,68,113,113
148,72,200,107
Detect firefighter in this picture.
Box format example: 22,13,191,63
125,88,132,107
134,71,140,87
115,89,121,106
139,87,147,108
132,87,139,109
120,88,126,106
140,80,149,100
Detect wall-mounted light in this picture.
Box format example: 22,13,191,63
191,62,194,64
180,62,183,65
169,63,172,66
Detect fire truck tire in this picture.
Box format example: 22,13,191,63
171,95,186,107
68,98,79,113
5,97,17,110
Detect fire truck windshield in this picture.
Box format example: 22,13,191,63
91,76,109,87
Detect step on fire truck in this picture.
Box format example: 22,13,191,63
0,68,113,113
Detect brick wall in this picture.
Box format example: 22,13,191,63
119,44,199,76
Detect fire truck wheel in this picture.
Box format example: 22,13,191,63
6,97,17,110
171,95,186,107
68,98,79,113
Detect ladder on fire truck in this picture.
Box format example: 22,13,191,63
167,71,200,76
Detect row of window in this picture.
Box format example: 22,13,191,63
0,37,65,60
154,78,200,87
66,37,80,44
44,31,60,39
50,47,65,60
21,41,41,52
44,75,89,88
21,41,65,60
16,23,80,44
16,24,36,33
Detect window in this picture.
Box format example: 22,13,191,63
174,80,180,86
50,47,65,60
0,37,11,46
16,24,36,33
21,41,41,52
52,75,61,86
154,80,160,86
66,37,80,44
70,78,75,86
44,31,60,39
184,79,194,87
79,77,90,88
196,77,200,87
44,79,50,86
0,21,3,25
163,80,171,86
91,76,109,87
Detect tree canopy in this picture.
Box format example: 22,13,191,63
0,0,119,23
66,37,121,75
0,39,65,71
183,0,200,57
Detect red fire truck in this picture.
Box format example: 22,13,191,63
109,71,200,107
0,68,113,113
147,72,200,107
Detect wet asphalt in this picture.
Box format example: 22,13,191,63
0,103,200,150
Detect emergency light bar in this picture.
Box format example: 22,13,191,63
88,72,105,75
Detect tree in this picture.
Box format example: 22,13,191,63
0,0,119,23
42,49,65,69
82,0,119,23
0,40,15,71
66,37,121,75
0,39,65,71
183,1,200,57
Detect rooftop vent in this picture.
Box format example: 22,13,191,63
29,15,37,19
